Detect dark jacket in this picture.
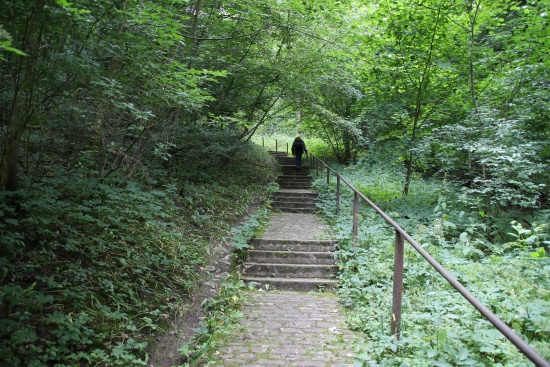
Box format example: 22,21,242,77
291,138,307,155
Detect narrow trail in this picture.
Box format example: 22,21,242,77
211,152,357,366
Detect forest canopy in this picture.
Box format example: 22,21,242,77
1,0,549,205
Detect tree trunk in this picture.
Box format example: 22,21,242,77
401,4,442,196
468,0,482,112
6,145,19,191
403,153,413,196
0,126,23,191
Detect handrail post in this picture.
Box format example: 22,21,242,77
352,192,359,243
286,142,289,155
391,231,405,339
316,160,320,177
326,167,330,185
262,137,264,147
336,175,341,215
275,139,278,152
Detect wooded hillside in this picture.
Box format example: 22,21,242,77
1,0,549,366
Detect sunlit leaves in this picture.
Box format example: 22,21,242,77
0,24,27,59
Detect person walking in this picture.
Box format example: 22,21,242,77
291,137,307,170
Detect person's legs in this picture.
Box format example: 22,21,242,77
296,152,303,169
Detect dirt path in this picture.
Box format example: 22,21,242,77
146,235,232,367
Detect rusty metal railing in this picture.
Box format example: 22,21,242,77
311,154,550,367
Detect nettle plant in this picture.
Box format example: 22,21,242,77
312,160,550,367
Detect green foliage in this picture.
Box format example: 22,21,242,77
345,0,549,205
1,178,200,366
162,125,275,184
423,108,547,211
230,207,272,252
300,137,335,161
300,71,365,163
1,177,205,366
313,159,550,367
177,275,250,366
302,108,363,164
2,0,550,363
0,143,276,366
0,25,26,59
252,134,333,162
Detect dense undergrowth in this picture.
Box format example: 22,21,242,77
0,143,277,366
313,157,550,367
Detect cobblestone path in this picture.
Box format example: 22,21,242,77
213,212,357,367
216,291,356,367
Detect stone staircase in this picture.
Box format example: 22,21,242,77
269,151,318,213
243,237,339,291
241,151,339,291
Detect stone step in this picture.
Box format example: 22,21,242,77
279,179,311,184
281,172,311,178
272,191,317,197
241,277,338,292
282,163,310,168
279,169,311,174
279,157,306,161
248,152,339,291
271,195,319,204
247,250,334,265
279,161,305,167
271,197,318,204
244,263,338,278
277,175,312,181
250,239,338,252
271,201,317,209
278,183,312,189
271,191,318,199
277,180,312,186
281,162,309,166
271,206,317,214
272,206,316,214
271,197,317,205
280,172,310,178
282,164,309,170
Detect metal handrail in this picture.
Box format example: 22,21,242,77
311,154,550,367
